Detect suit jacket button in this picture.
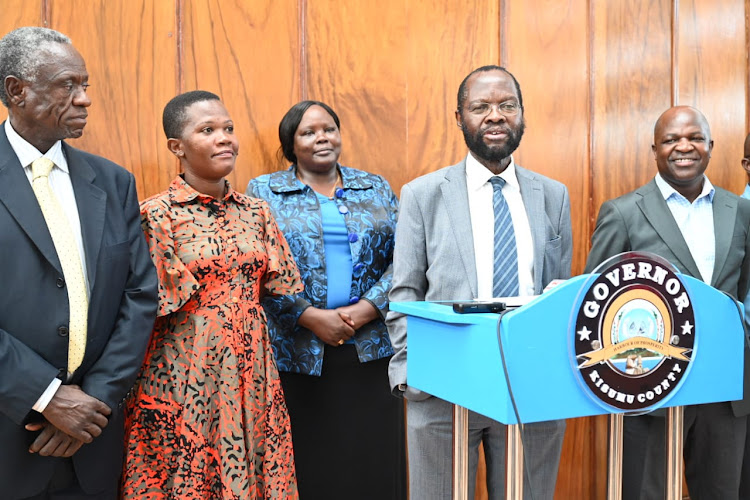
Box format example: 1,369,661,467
58,326,68,337
56,277,65,288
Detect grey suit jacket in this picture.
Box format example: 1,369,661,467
0,125,158,498
584,179,750,416
386,159,573,397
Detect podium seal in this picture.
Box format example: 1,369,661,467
573,253,695,412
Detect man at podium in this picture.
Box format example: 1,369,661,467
585,106,750,500
387,66,573,500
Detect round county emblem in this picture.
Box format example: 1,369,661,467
573,255,695,411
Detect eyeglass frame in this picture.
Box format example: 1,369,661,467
463,100,522,117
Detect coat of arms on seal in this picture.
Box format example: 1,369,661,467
573,253,695,412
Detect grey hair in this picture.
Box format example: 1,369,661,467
0,27,71,107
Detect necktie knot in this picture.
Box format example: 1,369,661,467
32,157,55,180
489,176,506,191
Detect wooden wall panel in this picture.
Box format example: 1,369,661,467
48,0,178,199
403,1,500,191
505,0,590,274
182,0,300,195
303,1,408,185
3,2,750,498
0,1,44,124
590,0,673,242
677,0,746,194
504,2,600,497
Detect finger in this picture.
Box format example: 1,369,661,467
40,433,70,457
90,412,110,430
29,425,56,453
63,423,94,444
94,401,112,416
86,421,104,439
327,336,345,347
62,440,84,458
337,311,354,324
25,422,45,432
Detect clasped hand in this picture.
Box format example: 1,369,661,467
298,301,379,347
25,384,111,457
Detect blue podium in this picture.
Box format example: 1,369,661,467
391,261,745,500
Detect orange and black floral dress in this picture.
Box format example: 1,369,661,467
122,176,302,499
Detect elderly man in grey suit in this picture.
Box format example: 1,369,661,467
387,65,572,500
585,106,750,500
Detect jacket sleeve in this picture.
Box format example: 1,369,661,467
80,174,158,410
385,183,428,394
361,178,399,318
584,200,632,273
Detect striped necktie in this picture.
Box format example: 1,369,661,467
31,158,88,375
489,177,519,297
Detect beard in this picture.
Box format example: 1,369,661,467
461,119,526,163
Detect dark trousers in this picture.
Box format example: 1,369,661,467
622,402,747,500
20,459,117,500
280,345,407,500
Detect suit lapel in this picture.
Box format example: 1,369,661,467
711,189,736,286
636,181,702,278
0,127,63,273
440,163,478,298
516,166,545,293
64,143,106,290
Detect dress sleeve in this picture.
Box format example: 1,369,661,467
140,201,200,316
259,201,304,296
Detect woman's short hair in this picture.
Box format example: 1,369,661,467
163,90,221,139
278,100,340,164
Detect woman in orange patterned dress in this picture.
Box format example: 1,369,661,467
121,91,302,499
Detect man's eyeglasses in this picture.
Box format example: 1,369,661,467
466,101,521,117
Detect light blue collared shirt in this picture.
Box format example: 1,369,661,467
742,184,750,200
654,173,715,284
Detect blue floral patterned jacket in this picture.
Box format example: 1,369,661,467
246,165,398,376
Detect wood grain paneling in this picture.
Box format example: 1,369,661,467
504,2,599,496
47,0,177,198
590,0,673,242
505,0,590,275
303,0,408,186
0,0,43,124
677,0,746,194
403,0,500,191
2,2,749,498
182,0,300,194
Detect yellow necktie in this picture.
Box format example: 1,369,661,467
31,158,88,375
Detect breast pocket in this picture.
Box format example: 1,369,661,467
543,235,563,276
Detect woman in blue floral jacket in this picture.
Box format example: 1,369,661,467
246,100,406,500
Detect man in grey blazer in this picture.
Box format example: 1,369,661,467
0,27,157,499
585,106,750,500
387,66,572,499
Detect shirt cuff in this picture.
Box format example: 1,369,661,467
32,377,62,413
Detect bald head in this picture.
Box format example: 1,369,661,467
653,106,711,144
651,105,713,203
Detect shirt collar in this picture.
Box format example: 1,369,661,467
742,184,750,200
167,174,245,205
267,164,373,194
4,120,67,172
465,152,519,191
654,172,714,203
